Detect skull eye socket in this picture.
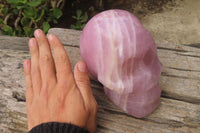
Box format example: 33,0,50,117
143,49,154,66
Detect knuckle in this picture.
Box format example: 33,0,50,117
58,80,67,89
77,78,90,86
55,54,67,63
56,93,65,103
40,55,51,62
31,66,39,74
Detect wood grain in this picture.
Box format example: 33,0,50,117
0,28,199,133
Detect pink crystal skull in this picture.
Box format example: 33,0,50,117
80,9,162,118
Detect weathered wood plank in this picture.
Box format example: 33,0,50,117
0,29,200,133
157,44,200,104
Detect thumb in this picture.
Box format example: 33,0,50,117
74,61,93,104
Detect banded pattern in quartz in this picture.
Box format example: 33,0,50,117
80,9,162,118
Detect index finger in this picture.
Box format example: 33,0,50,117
47,34,75,86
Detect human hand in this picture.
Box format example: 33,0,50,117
23,29,97,133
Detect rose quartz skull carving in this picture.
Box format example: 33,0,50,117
80,9,162,118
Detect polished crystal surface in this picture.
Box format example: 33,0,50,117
80,9,162,118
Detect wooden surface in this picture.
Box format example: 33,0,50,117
0,28,200,133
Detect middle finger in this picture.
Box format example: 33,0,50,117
34,29,56,89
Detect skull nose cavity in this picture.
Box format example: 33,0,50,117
143,49,155,66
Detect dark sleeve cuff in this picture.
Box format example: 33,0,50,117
29,122,90,133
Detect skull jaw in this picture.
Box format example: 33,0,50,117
104,83,161,118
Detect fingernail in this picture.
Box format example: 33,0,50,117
29,38,35,47
24,60,29,68
78,62,87,72
47,34,53,40
34,29,41,37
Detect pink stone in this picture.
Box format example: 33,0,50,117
80,9,162,118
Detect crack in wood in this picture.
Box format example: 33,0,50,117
143,118,186,128
16,63,23,69
102,108,133,118
166,67,200,72
161,72,195,80
97,124,110,130
157,46,187,52
161,92,200,104
63,43,80,48
177,53,200,58
12,91,26,102
183,43,200,49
